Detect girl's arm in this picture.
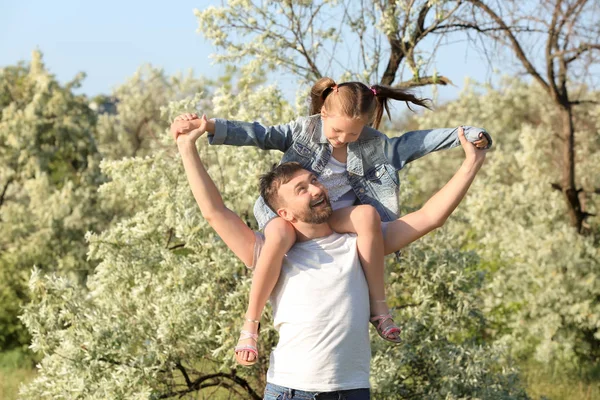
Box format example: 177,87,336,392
382,126,492,170
171,113,301,152
382,127,487,254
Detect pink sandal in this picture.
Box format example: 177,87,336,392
370,314,402,344
234,318,260,366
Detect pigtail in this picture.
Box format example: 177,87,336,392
310,77,337,115
370,85,431,129
310,79,430,130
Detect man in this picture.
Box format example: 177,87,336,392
173,118,486,399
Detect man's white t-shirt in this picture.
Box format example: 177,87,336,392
253,232,371,392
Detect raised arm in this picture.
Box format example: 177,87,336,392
171,113,299,152
383,125,492,170
383,127,487,255
174,116,256,266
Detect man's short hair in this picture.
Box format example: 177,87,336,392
259,162,305,212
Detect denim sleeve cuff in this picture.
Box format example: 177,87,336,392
208,118,228,146
463,126,493,149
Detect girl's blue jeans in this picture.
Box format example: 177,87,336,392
263,383,370,400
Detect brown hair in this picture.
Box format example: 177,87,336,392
259,162,305,212
309,77,431,129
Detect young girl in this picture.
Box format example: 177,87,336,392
171,78,491,366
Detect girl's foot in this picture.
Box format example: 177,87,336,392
370,299,401,343
234,318,260,366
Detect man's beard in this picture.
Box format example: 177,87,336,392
297,195,333,224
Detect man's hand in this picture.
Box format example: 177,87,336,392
171,114,208,145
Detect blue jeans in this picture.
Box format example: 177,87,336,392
263,383,370,400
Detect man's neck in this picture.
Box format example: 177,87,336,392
293,221,334,242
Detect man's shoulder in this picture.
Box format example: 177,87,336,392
248,231,358,269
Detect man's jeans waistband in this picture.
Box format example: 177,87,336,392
263,382,370,400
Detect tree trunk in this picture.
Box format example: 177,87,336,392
559,104,585,232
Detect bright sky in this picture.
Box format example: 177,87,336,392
1,0,499,104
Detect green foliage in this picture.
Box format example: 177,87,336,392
0,54,212,356
0,51,106,351
17,74,528,398
371,232,527,399
94,64,209,160
520,360,600,400
406,78,600,372
194,0,461,86
0,366,36,400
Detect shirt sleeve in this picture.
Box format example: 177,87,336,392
208,118,301,152
383,126,492,170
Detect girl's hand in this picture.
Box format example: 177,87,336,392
173,114,209,145
174,113,199,122
458,126,487,167
473,131,489,149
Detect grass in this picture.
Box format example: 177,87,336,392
0,364,244,400
520,361,600,400
0,367,36,400
0,349,37,400
2,355,599,399
0,351,257,400
0,365,243,400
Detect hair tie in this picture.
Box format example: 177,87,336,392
322,85,338,100
370,87,377,96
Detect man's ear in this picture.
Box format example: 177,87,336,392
277,208,295,223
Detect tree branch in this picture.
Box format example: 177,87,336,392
396,302,422,309
165,228,174,249
558,0,589,51
175,362,192,388
432,23,546,35
564,43,600,64
0,177,13,208
403,1,434,81
287,2,321,80
381,1,403,86
131,117,150,157
395,75,452,88
466,0,551,93
157,371,261,400
570,99,599,105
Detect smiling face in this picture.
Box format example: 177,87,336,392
321,110,366,148
276,169,333,224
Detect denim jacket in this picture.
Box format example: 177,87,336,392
208,115,491,229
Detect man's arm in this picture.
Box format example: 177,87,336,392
382,126,492,171
383,127,487,255
176,119,256,266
